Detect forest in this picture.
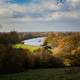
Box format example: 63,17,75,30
0,31,80,74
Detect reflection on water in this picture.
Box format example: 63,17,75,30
22,37,46,46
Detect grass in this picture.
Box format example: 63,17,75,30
13,44,41,53
0,68,80,80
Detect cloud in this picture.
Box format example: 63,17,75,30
67,0,80,7
0,0,80,21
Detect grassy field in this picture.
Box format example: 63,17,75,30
0,68,80,80
13,44,41,53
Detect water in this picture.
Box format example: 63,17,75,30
22,37,46,46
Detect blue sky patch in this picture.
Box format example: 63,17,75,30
7,0,41,4
7,0,32,4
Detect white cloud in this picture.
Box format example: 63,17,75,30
0,8,9,15
9,4,27,13
50,11,79,20
0,0,80,32
67,0,80,10
0,0,80,21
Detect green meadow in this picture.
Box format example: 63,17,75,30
0,68,80,80
13,44,41,53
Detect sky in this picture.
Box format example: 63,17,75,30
0,0,80,32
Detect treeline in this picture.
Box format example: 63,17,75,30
0,45,64,74
0,31,44,44
0,31,64,74
0,32,80,74
0,31,20,44
45,32,80,66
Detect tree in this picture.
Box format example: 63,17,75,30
0,31,20,44
64,47,80,66
0,45,28,74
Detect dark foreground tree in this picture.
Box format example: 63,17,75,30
0,45,28,74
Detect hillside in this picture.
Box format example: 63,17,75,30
0,32,80,74
0,68,80,80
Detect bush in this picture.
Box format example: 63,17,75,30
0,45,28,74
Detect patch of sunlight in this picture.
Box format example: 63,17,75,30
13,44,41,53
